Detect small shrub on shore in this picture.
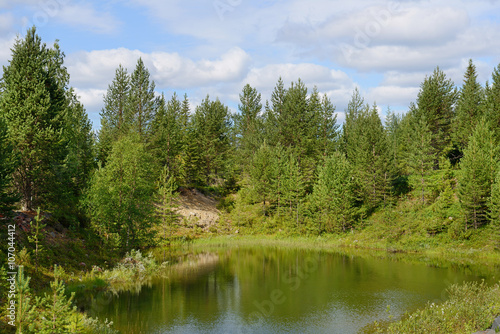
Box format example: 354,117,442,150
383,281,500,333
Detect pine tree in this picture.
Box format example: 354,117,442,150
98,65,130,164
249,142,275,213
342,87,366,157
235,84,263,169
415,67,457,165
156,166,179,246
264,77,287,145
317,93,339,158
36,266,75,334
281,152,305,226
458,118,498,229
406,108,435,205
343,97,389,210
128,58,156,139
485,64,500,137
0,27,69,211
87,133,156,249
151,93,185,181
0,114,17,213
312,152,355,233
453,59,484,153
190,96,231,186
62,89,95,205
16,266,36,334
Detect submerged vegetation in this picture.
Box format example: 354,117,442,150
1,27,500,332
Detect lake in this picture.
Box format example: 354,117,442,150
88,245,497,333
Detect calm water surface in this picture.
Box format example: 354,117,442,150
88,246,498,334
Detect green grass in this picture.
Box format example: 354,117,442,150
381,281,500,333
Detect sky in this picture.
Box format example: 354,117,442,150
1,0,500,130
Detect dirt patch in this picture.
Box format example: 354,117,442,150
176,188,220,230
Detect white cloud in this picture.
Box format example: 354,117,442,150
66,47,251,89
0,35,16,67
54,3,119,34
367,86,420,108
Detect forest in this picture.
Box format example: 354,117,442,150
2,27,500,251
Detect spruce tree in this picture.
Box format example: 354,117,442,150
458,118,498,229
453,59,484,153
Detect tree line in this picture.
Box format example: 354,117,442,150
2,28,500,249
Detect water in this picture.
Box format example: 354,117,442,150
88,246,498,333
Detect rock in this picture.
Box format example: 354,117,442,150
491,315,500,331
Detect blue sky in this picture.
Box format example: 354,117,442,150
1,0,500,130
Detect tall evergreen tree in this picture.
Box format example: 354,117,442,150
343,96,389,210
458,118,499,229
249,141,275,212
0,27,69,211
311,152,355,233
317,93,339,158
189,96,231,186
128,58,156,139
453,59,484,153
415,67,457,164
98,65,130,164
0,114,17,213
235,84,263,169
151,93,186,181
61,89,95,211
406,107,436,205
485,64,500,136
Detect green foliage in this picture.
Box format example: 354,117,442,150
458,118,498,229
128,58,156,139
17,266,36,334
311,152,355,233
0,27,68,211
0,114,17,212
453,59,485,153
235,84,263,169
28,208,46,271
87,133,156,250
343,96,390,210
98,64,130,164
156,166,180,244
387,281,500,334
35,266,76,333
187,96,232,186
406,109,436,205
415,67,457,163
101,250,158,286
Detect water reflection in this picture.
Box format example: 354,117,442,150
89,246,497,334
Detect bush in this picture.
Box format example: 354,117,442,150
387,281,500,333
